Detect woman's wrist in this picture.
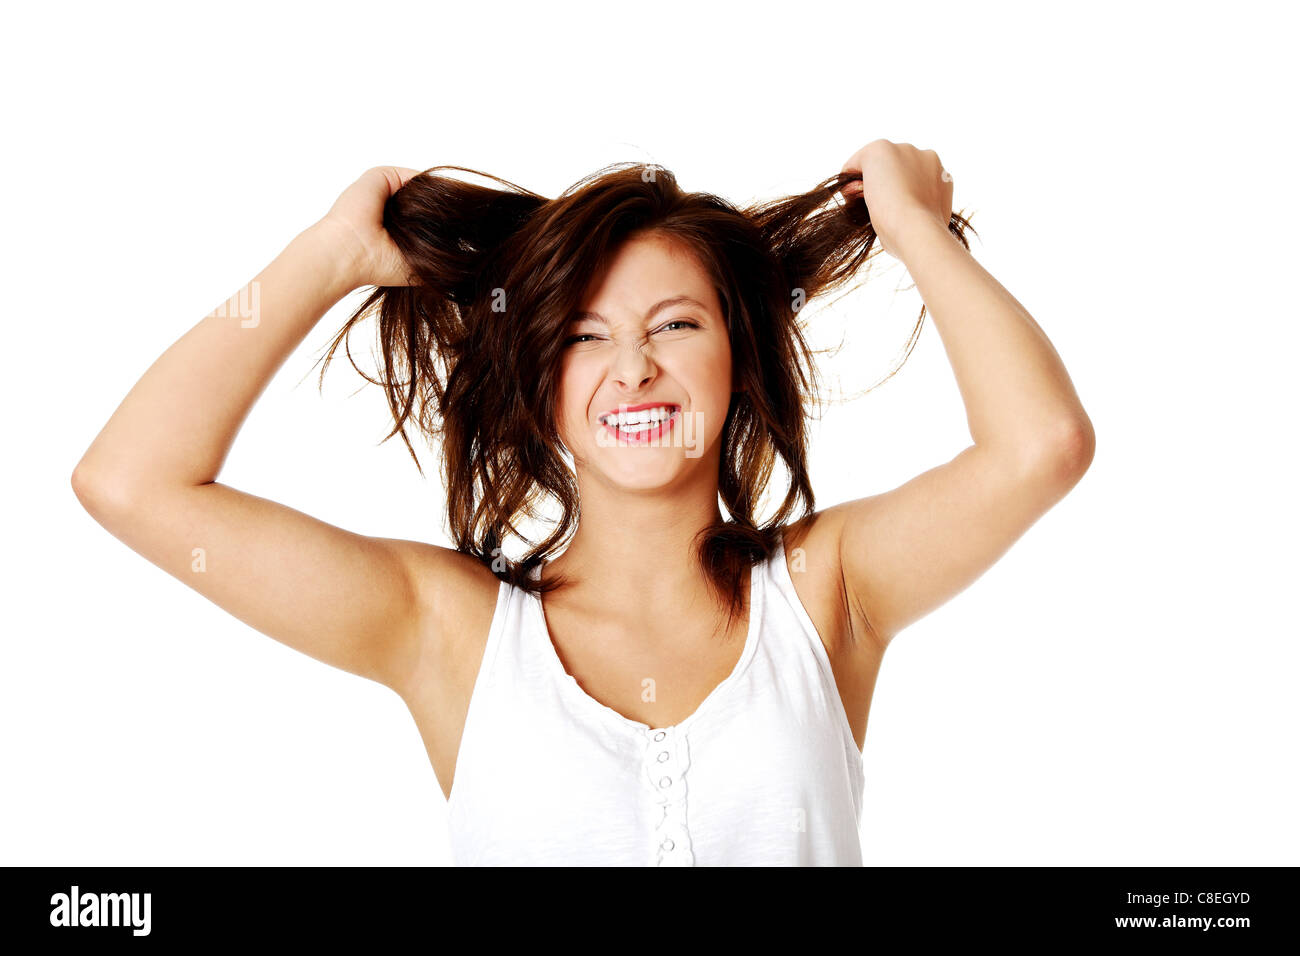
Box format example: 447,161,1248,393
882,211,958,264
297,217,369,298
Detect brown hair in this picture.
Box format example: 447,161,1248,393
314,162,975,632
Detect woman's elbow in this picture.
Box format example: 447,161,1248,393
1029,416,1096,489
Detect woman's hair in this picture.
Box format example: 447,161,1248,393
314,162,975,632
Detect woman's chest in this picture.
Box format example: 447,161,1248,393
543,605,750,729
406,546,881,803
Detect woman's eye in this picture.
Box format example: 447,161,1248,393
657,319,699,333
564,320,697,347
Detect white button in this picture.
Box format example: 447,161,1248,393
654,731,666,741
661,838,674,851
659,776,672,788
657,751,669,762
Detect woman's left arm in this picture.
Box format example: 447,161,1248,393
827,140,1095,649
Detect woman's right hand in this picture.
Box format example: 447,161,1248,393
316,165,424,288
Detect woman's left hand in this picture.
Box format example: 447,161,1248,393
840,140,953,258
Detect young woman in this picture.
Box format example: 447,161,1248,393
72,142,1095,866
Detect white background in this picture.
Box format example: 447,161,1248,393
3,0,1296,865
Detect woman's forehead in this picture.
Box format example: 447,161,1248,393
578,239,717,317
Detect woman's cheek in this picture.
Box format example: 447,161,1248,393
556,381,593,448
679,350,732,409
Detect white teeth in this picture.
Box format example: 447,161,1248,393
601,405,677,427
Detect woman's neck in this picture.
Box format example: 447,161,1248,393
542,493,725,608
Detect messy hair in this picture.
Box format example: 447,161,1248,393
315,162,974,632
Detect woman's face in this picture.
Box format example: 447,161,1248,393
556,231,733,490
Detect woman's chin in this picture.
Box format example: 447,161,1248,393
592,455,690,492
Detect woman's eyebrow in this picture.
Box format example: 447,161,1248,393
572,295,708,325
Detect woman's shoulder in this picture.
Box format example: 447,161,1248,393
392,540,501,602
770,513,860,652
775,512,841,567
387,541,504,680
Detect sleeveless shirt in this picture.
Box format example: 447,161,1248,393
445,530,866,865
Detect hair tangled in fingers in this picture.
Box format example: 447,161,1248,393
313,162,975,632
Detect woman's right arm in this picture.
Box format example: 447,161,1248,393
70,167,480,700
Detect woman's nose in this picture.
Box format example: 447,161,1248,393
611,338,655,387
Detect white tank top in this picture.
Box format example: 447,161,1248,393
446,530,866,865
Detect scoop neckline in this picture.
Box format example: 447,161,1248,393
526,549,766,737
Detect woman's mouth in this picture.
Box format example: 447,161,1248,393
598,404,681,445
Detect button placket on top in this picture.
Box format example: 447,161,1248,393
643,726,693,866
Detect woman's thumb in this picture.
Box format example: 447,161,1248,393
384,166,424,194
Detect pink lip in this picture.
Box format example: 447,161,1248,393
599,408,681,446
